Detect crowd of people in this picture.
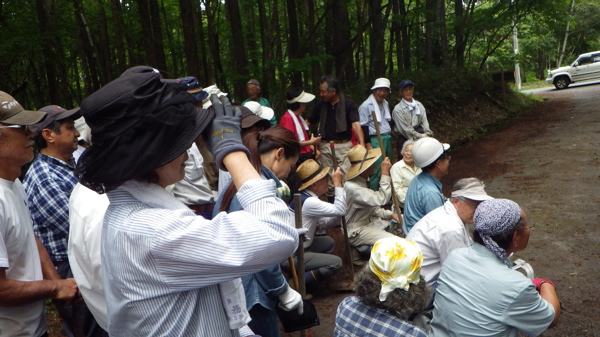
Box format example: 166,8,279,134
0,68,560,337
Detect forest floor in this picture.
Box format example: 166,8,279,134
46,81,600,336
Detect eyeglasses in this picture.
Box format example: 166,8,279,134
524,224,535,230
0,125,29,133
460,198,479,209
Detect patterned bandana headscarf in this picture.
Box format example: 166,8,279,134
369,237,423,302
474,199,521,267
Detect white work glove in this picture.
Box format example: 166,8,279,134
278,286,304,315
296,228,309,236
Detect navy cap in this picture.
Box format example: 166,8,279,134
178,77,209,104
398,79,414,90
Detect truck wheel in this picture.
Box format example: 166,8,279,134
554,76,570,89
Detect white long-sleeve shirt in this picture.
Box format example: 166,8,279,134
102,179,298,336
406,200,471,285
67,183,110,330
300,187,345,248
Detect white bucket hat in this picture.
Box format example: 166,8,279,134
371,78,391,90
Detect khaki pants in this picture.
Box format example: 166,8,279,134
348,225,397,248
318,140,353,196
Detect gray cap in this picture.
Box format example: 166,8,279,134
30,105,81,133
0,91,47,126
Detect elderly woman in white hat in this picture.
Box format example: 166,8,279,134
335,237,431,336
358,78,393,191
344,145,399,265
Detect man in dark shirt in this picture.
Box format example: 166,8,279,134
307,76,365,196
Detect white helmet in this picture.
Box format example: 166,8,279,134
411,137,450,168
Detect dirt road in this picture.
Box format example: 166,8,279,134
289,83,600,336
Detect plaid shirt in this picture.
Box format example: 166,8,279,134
334,296,427,337
23,153,78,262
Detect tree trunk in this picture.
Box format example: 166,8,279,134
437,0,448,67
425,0,435,65
399,0,411,71
244,0,259,72
179,0,201,78
332,0,355,86
161,0,179,75
381,2,392,74
96,2,114,83
35,0,59,104
455,0,465,67
224,0,249,98
110,0,126,74
72,0,101,93
558,0,576,67
272,0,284,94
305,0,320,92
324,0,334,75
355,1,366,80
193,2,210,82
137,0,157,67
287,0,303,87
149,0,168,71
258,0,274,99
369,0,385,78
205,0,224,86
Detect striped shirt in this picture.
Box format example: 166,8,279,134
102,179,298,336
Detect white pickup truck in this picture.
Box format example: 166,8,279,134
546,51,600,89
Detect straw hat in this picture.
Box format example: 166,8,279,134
296,159,331,191
345,145,382,180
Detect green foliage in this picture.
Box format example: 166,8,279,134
0,0,598,108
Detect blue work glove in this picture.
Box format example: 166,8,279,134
202,94,250,171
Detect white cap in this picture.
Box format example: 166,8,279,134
243,101,274,121
412,137,450,168
371,78,391,90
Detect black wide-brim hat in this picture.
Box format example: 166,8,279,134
76,66,214,193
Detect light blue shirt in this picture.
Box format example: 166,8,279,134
402,172,445,234
358,98,392,136
431,243,555,337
